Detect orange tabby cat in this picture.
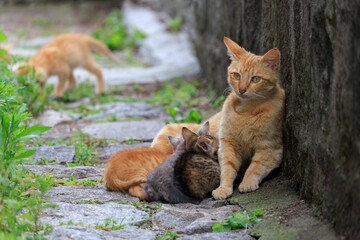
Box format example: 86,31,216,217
212,37,285,199
104,37,284,200
16,33,118,97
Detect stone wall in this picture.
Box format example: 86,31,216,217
158,0,360,238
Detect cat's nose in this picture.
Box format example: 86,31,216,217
239,88,246,94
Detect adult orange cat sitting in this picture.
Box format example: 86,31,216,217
104,37,285,200
16,33,118,97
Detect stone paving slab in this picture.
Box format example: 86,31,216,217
44,186,140,204
179,230,254,240
38,122,81,141
46,226,156,240
97,142,151,162
34,110,73,127
19,165,103,180
81,120,165,141
39,202,148,227
88,102,168,120
26,146,75,164
228,176,338,240
152,204,240,234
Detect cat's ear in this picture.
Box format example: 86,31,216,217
168,136,180,149
182,127,198,150
197,121,210,136
224,37,247,61
262,48,280,72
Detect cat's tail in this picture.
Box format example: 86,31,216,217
86,36,119,64
104,176,147,192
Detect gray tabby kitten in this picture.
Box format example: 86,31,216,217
144,136,198,204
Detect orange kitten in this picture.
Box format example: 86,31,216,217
212,37,285,199
16,33,118,97
103,147,173,200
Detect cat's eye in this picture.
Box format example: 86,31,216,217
206,135,214,139
251,76,261,83
233,72,241,80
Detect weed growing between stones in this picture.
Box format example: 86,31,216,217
93,9,145,51
53,176,102,187
149,78,214,123
150,78,204,108
156,230,180,240
75,199,102,204
168,16,183,32
59,220,89,228
94,218,135,231
132,201,162,215
123,138,143,145
0,29,56,238
212,209,263,232
164,106,202,124
35,157,59,165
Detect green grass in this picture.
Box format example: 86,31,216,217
93,9,145,51
75,199,102,204
94,218,135,231
54,176,102,187
132,201,162,215
149,78,202,107
0,29,56,238
156,231,180,240
212,209,263,232
33,18,51,28
169,16,183,32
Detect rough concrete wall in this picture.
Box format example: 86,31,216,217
158,0,360,238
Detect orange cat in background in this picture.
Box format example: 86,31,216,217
0,43,13,64
17,33,118,97
104,37,285,200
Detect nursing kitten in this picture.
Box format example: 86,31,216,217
174,123,220,200
16,33,118,97
144,136,198,204
145,122,210,203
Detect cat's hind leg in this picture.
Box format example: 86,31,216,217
83,60,104,94
65,72,76,93
54,72,69,97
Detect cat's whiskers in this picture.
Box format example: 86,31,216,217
253,92,266,99
223,86,233,96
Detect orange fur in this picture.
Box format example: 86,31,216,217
212,37,285,199
16,33,118,97
104,37,284,200
1,43,12,64
103,147,173,200
103,114,222,200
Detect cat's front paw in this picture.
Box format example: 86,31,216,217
239,179,259,193
212,186,233,200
